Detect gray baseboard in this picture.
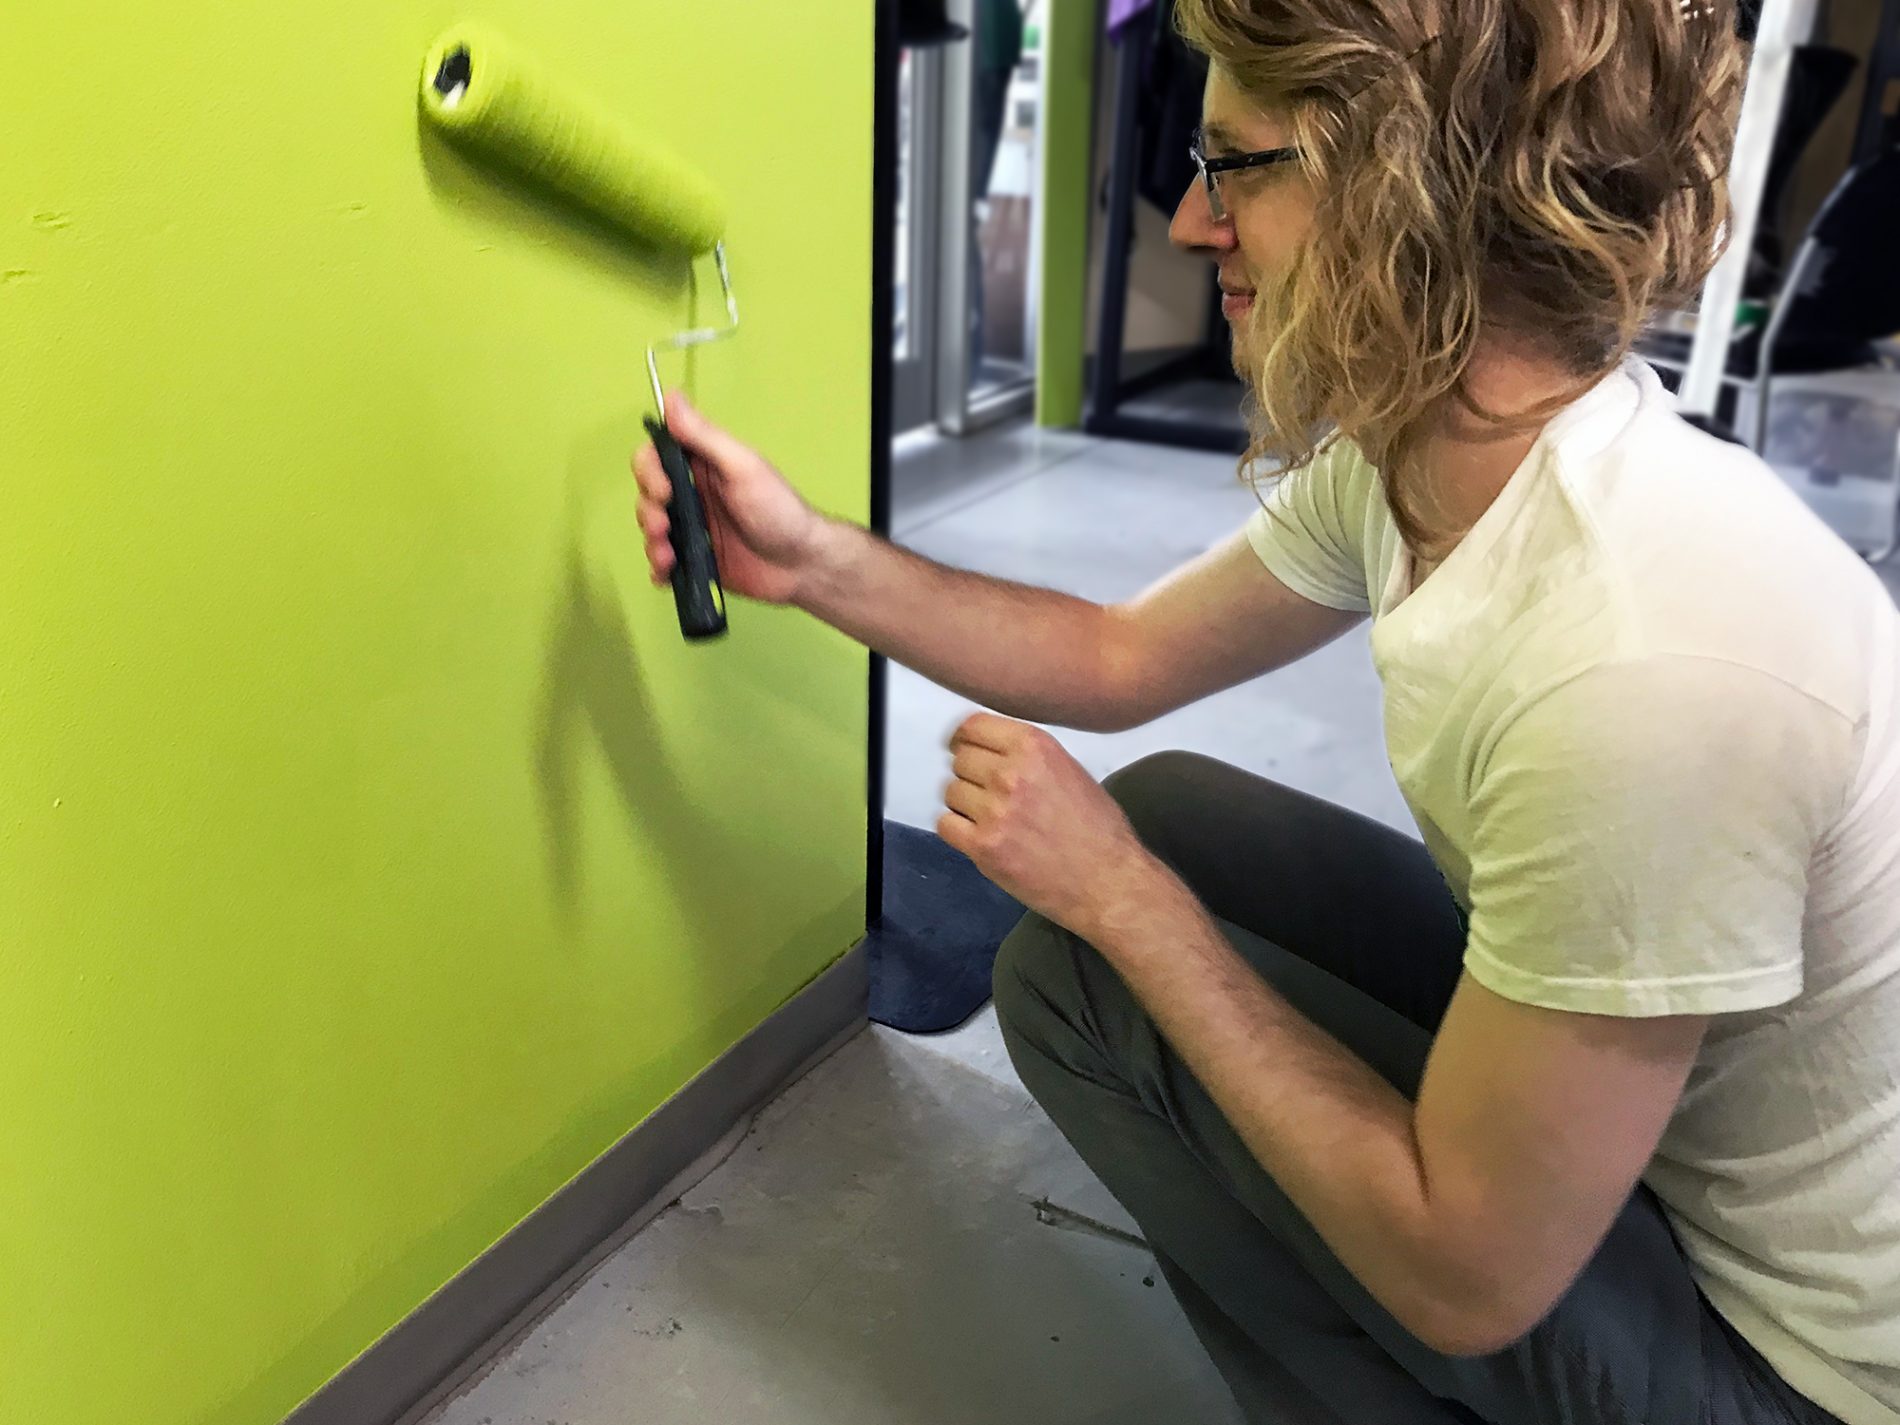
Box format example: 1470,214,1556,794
283,943,869,1425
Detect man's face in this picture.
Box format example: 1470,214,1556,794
1169,66,1318,364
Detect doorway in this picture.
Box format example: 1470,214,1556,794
891,1,1045,437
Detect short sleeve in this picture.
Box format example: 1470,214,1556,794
1244,443,1381,614
1463,657,1854,1018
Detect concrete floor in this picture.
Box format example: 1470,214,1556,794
423,1027,1239,1425
424,418,1900,1425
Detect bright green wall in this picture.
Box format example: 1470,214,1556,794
1035,0,1098,428
0,6,871,1424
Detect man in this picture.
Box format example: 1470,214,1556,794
635,2,1899,1420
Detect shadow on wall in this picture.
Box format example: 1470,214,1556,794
416,113,840,963
207,420,864,1425
533,415,859,971
415,123,691,303
534,440,730,940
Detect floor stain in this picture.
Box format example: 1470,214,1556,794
630,1317,685,1340
1029,1196,1150,1252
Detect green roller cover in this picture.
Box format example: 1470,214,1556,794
419,22,727,254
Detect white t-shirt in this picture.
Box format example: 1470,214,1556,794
1246,360,1900,1425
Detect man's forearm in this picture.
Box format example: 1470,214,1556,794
793,519,1133,732
1085,862,1502,1352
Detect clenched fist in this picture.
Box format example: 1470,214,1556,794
938,713,1161,939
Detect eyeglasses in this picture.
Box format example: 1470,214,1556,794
1189,129,1302,222
1189,36,1442,222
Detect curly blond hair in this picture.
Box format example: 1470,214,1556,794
1173,0,1745,550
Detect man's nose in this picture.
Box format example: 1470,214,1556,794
1169,179,1233,254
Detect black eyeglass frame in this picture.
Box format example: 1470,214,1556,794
1186,34,1445,221
1188,130,1303,221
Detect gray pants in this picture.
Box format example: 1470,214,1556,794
992,752,1838,1425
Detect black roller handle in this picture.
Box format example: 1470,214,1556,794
645,416,728,641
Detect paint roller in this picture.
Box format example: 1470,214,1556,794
419,22,732,641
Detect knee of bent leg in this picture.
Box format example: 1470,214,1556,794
1101,750,1216,842
994,753,1214,1035
991,910,1087,1046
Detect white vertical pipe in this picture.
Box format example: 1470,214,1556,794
1678,0,1818,418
